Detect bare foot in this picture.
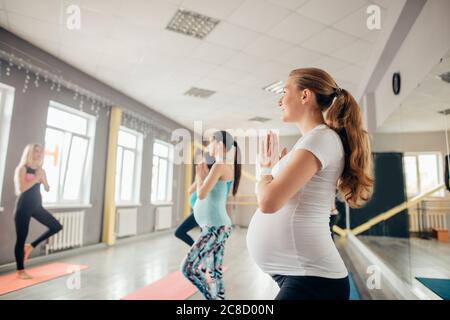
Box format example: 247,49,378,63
17,270,33,280
24,244,33,263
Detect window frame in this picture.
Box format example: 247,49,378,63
115,126,143,206
42,100,96,206
404,151,444,198
151,139,174,205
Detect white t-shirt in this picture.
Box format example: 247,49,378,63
246,124,348,279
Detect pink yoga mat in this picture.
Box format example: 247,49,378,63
122,267,228,300
0,262,88,296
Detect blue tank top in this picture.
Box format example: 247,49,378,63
189,192,198,209
193,180,232,227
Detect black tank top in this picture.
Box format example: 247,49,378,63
20,165,42,204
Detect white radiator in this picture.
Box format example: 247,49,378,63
155,206,172,230
46,211,84,254
409,211,448,232
116,208,138,237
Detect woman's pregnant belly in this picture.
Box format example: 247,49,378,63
246,208,347,277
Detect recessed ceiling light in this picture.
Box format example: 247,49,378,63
262,81,284,95
166,9,220,40
184,87,216,98
248,117,271,123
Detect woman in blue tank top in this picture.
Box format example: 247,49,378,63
174,152,215,247
181,131,241,300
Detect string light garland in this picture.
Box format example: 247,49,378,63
0,47,173,138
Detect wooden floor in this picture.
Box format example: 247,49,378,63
2,227,433,300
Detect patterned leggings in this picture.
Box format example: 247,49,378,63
181,225,232,300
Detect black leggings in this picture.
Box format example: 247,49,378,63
272,274,350,300
174,213,198,246
15,205,62,270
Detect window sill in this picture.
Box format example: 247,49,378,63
44,203,93,210
116,203,142,208
151,201,173,206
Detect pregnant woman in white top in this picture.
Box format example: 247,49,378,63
247,68,374,300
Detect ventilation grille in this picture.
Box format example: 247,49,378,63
248,117,271,123
438,72,450,84
166,9,220,39
262,81,284,95
184,87,216,98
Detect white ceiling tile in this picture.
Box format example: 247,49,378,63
117,0,177,29
180,0,244,20
207,66,250,82
297,0,368,25
149,29,203,57
334,65,364,83
7,13,61,43
174,57,218,77
301,27,357,55
108,21,155,47
243,35,295,59
272,45,324,68
332,39,373,67
4,0,62,24
96,54,136,74
206,21,259,50
269,12,326,45
310,56,350,76
252,60,291,79
60,28,108,51
191,42,238,65
80,0,124,16
333,6,386,40
224,52,265,73
74,8,115,37
103,37,149,63
228,0,290,33
266,0,308,10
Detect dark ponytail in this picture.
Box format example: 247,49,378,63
232,140,241,196
212,130,241,196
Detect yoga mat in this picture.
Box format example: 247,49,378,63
122,270,197,300
416,277,450,300
0,262,88,296
122,266,228,300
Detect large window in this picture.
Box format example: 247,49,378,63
151,140,174,203
42,101,96,205
404,152,444,198
115,127,143,205
0,83,15,207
